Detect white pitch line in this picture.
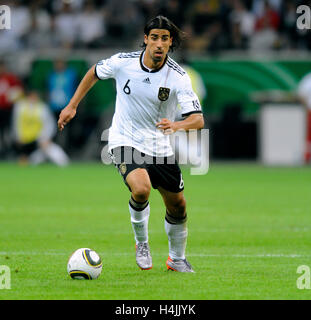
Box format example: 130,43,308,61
0,252,308,258
188,253,305,258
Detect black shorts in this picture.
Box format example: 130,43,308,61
109,146,184,193
15,141,38,156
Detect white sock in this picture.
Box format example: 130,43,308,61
129,198,150,244
29,149,47,165
44,142,69,166
165,214,188,260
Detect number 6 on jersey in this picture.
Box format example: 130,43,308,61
123,79,131,95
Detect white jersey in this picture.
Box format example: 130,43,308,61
95,50,202,157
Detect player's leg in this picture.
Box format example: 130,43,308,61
158,186,194,273
158,186,188,260
126,168,151,245
41,141,70,166
126,168,153,270
110,146,153,270
126,167,151,203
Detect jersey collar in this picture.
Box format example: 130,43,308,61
139,50,168,73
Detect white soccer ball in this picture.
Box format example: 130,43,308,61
67,248,102,280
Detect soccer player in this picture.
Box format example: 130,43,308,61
58,16,204,272
12,88,69,166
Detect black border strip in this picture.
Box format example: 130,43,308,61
181,110,203,118
139,50,168,73
94,64,101,80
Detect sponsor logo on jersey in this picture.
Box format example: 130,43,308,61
143,77,151,84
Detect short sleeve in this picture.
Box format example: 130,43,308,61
176,73,203,118
94,54,119,80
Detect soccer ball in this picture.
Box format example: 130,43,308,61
67,248,102,280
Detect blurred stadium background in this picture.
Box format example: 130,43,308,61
0,0,310,165
1,0,311,300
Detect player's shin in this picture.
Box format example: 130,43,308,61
164,211,188,260
129,196,150,244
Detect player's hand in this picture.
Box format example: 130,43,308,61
58,105,77,131
156,118,178,135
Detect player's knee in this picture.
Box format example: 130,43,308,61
131,184,151,202
169,197,186,218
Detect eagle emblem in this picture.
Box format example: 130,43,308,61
158,87,170,101
119,162,127,175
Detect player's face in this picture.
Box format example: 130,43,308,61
144,29,172,64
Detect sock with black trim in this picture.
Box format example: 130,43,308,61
129,196,150,244
165,210,188,260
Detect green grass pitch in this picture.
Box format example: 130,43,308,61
0,162,310,300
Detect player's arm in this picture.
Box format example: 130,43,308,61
156,113,204,134
160,72,205,134
58,65,98,131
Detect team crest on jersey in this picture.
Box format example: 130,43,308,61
119,162,127,175
158,87,170,101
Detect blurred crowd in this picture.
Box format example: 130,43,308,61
1,0,311,164
0,58,74,165
0,0,311,54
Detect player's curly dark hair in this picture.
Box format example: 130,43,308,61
142,16,186,52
